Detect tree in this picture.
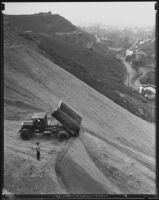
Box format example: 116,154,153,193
122,36,131,49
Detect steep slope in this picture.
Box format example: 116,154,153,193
4,23,156,194
3,13,155,123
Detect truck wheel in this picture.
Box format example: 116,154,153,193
57,130,69,141
20,129,32,140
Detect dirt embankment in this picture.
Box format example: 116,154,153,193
4,42,156,194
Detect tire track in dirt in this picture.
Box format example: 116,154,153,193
7,146,34,158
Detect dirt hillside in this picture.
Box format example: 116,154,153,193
4,26,156,194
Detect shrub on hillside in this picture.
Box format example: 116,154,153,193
140,71,155,85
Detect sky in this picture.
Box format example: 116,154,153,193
3,2,156,28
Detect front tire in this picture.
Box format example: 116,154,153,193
20,129,32,140
57,130,69,141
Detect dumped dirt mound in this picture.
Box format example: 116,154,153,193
54,129,155,194
55,138,122,194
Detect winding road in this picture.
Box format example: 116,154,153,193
118,56,141,90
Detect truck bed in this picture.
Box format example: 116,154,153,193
52,101,82,135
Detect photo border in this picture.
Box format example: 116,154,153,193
1,1,158,199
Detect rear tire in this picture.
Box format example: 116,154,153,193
20,129,32,140
57,130,69,141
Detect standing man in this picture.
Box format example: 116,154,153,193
36,142,40,161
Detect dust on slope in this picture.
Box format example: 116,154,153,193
4,29,156,194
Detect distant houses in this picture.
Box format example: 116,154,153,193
95,35,101,42
139,84,156,100
126,49,133,56
125,48,147,61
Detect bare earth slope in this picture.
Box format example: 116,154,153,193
4,35,155,194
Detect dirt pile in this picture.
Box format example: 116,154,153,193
55,138,122,194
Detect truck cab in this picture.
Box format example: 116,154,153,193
32,112,48,132
19,112,48,139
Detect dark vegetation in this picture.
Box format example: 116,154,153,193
140,71,155,85
37,33,126,82
125,54,135,62
138,40,155,67
132,39,155,69
132,56,154,70
4,13,76,34
4,14,155,122
132,59,146,70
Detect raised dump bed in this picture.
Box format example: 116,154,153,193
52,101,82,136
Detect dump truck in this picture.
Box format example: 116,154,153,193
18,101,82,141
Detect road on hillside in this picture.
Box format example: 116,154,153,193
118,56,154,91
118,56,141,90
